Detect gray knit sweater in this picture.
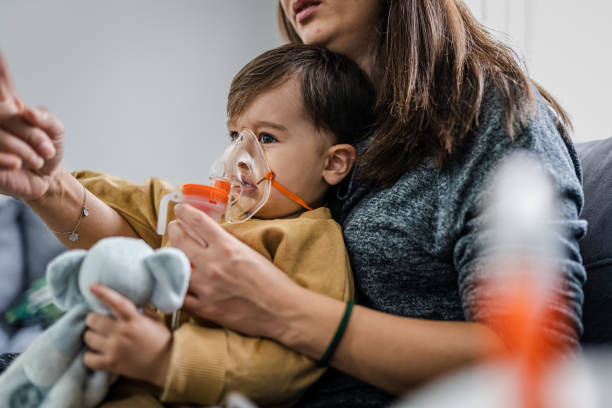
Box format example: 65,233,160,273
298,86,587,407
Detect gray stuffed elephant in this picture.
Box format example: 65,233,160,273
0,237,191,408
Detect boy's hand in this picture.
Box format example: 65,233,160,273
83,283,172,388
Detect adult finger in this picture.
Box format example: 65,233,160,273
167,220,210,266
0,152,21,169
2,114,56,159
0,127,44,169
22,106,64,140
173,204,230,247
83,329,108,352
89,283,137,321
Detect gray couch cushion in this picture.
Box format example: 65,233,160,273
0,198,25,314
576,137,612,344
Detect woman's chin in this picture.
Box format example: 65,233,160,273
297,24,333,46
302,35,349,58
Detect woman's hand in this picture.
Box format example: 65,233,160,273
167,203,301,341
83,284,172,388
0,51,65,201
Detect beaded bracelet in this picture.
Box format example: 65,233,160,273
51,184,89,242
318,300,355,366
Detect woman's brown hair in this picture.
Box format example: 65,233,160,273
278,0,572,187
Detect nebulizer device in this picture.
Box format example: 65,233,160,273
156,128,313,235
156,129,315,329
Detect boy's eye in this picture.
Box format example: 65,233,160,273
229,131,239,142
258,133,277,144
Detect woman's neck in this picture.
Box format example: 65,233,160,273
340,39,377,86
354,52,374,79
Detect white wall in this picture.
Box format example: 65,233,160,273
0,0,282,185
464,0,612,142
1,0,610,187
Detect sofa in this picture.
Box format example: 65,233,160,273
576,137,612,344
0,197,65,353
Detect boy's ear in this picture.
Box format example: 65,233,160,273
322,144,356,186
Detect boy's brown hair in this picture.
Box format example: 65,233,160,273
228,44,376,146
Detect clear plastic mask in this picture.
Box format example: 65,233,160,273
210,129,272,224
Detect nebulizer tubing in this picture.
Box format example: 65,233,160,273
259,171,314,211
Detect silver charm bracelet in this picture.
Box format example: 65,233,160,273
51,184,89,242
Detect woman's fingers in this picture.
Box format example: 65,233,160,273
167,219,206,254
173,204,229,246
0,127,44,169
89,283,137,321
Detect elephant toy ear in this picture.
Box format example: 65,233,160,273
46,250,87,310
143,248,191,314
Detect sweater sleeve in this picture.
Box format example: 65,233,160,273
451,88,587,349
73,171,173,249
160,212,354,406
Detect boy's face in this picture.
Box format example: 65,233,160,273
227,75,334,219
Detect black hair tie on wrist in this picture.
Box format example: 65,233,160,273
318,300,355,366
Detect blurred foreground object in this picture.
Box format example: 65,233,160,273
394,153,608,408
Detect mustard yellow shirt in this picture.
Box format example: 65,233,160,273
74,171,354,407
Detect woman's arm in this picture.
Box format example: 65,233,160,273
277,288,504,394
168,203,505,395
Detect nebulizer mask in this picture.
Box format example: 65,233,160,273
157,129,313,235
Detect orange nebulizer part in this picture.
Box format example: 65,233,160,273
182,183,228,205
156,182,229,235
211,178,231,195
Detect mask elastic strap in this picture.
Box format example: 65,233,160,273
260,171,314,211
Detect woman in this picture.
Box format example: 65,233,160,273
0,1,585,407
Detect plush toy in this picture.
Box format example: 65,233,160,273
0,237,191,408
